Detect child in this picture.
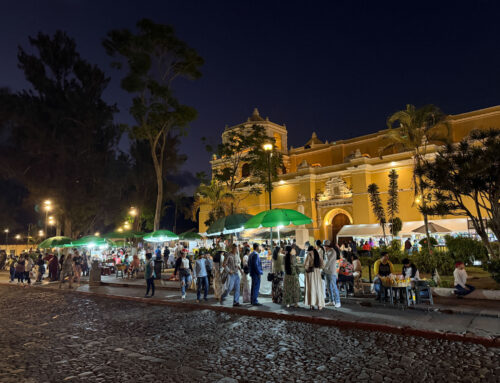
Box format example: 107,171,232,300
453,262,475,298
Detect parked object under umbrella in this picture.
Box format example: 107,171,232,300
412,222,451,234
206,213,254,236
38,236,73,249
244,209,312,242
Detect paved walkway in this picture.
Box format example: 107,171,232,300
1,271,499,345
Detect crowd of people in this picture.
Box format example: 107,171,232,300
0,249,91,288
156,239,367,310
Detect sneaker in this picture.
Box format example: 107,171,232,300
335,303,341,308
233,303,241,307
326,302,334,306
182,294,186,300
252,302,263,306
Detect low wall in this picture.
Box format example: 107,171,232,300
432,287,500,301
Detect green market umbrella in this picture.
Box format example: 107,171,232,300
179,230,203,240
244,209,312,243
38,236,73,249
143,230,179,242
206,213,254,236
102,230,145,239
244,209,312,229
70,235,111,248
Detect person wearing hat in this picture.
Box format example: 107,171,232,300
453,262,475,298
323,240,341,307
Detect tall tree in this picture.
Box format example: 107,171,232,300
204,124,283,212
381,104,449,253
367,183,387,241
417,129,500,256
2,31,122,237
387,169,402,236
103,18,203,230
192,179,234,228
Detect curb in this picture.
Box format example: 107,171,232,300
2,282,498,348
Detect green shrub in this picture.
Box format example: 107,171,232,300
485,258,500,283
413,248,455,275
419,237,438,248
444,235,488,265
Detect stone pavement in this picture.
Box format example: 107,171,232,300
1,285,499,383
1,271,499,345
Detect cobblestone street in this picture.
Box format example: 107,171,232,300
1,285,499,383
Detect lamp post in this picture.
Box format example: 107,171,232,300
4,229,9,246
263,143,274,245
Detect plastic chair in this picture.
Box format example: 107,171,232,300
415,280,433,305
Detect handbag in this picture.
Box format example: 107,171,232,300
267,272,275,282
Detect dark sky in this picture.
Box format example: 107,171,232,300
1,0,500,184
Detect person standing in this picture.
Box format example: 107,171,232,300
404,238,412,254
72,250,83,285
178,249,193,299
195,252,210,303
15,255,26,284
144,253,156,298
36,254,45,283
304,246,325,310
241,247,251,303
323,241,340,308
283,245,300,308
25,256,33,286
48,254,59,282
453,262,475,298
271,246,284,304
220,244,242,307
212,250,225,300
59,253,73,289
248,243,263,306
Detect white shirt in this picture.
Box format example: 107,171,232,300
453,268,468,288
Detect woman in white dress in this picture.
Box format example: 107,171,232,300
304,246,325,310
241,247,251,303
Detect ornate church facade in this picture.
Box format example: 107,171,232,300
200,106,500,243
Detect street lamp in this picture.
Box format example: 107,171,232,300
263,142,274,244
38,230,44,238
4,229,9,245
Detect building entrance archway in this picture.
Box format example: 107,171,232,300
331,213,350,245
322,208,353,244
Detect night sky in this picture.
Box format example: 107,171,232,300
1,0,500,187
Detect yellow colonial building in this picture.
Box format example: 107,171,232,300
199,106,500,244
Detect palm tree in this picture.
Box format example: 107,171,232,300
192,180,234,228
380,104,450,253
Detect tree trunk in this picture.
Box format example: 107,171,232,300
173,202,178,233
415,154,433,254
152,150,163,231
64,216,72,239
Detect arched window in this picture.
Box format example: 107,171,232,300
241,163,250,178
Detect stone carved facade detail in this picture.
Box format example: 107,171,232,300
317,176,352,202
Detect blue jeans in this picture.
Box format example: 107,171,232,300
455,284,475,296
251,275,261,304
181,274,192,296
222,273,240,304
325,274,340,304
374,277,387,299
197,276,209,300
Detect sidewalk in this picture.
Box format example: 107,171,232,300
1,271,499,346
